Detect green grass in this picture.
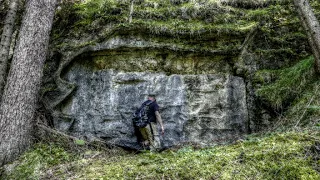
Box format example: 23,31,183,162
253,56,320,127
2,143,75,180
3,131,320,179
52,0,296,41
282,80,320,127
255,56,315,109
78,131,320,179
49,0,310,72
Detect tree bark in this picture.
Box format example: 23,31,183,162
294,0,320,73
0,0,57,166
0,0,20,98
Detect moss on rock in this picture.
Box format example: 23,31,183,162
87,48,232,74
50,0,315,73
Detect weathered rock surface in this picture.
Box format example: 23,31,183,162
42,0,315,150
51,57,248,149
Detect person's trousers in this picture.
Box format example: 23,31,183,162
139,122,161,151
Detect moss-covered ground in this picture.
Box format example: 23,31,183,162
2,130,320,179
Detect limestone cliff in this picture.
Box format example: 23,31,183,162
41,0,318,149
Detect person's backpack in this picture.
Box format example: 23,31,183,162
132,100,153,128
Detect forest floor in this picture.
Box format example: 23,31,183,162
2,128,320,179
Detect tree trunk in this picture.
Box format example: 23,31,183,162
0,0,57,166
294,0,320,73
0,0,19,98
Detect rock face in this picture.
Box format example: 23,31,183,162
52,55,248,149
44,0,314,149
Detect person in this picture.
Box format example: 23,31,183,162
139,94,164,151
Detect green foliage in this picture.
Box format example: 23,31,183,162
256,56,315,109
50,0,311,71
15,131,320,179
222,0,290,8
4,143,74,179
283,80,320,127
74,139,86,146
54,0,272,39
